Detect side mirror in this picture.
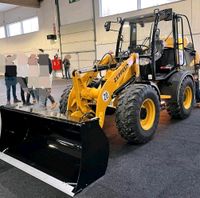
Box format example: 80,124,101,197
104,21,111,31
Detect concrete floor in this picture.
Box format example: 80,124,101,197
0,77,200,198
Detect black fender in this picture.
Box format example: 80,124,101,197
159,71,194,102
150,82,161,101
134,81,161,101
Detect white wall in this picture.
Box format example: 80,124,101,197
60,0,200,63
59,0,95,70
60,19,95,71
94,0,200,58
0,0,199,69
0,0,59,57
59,0,93,25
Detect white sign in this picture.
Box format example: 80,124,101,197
102,91,110,102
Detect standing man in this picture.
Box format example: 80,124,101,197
17,53,32,106
47,54,57,109
5,55,21,105
27,53,39,103
52,54,62,77
37,50,57,109
194,74,200,107
63,55,71,79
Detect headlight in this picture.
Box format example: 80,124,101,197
139,58,150,66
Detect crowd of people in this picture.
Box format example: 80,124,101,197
2,50,72,108
3,51,200,108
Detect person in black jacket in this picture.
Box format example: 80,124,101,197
37,51,57,109
5,55,21,105
194,74,200,107
63,55,71,79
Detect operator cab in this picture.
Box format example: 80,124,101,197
123,10,174,80
105,9,196,81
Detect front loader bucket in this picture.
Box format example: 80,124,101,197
0,106,109,196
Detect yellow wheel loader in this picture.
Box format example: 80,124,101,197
0,9,199,196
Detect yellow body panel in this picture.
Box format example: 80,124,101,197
66,36,198,127
98,53,117,65
194,53,200,65
96,53,139,127
67,53,139,127
160,95,172,99
164,37,188,49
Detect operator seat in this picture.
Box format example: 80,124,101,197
154,29,175,73
156,48,175,73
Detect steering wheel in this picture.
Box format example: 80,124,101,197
134,44,150,54
117,50,130,60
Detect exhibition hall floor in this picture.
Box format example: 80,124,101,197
0,77,200,198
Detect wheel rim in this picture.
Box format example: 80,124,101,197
140,98,156,131
183,86,192,110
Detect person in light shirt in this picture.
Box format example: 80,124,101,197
17,53,35,106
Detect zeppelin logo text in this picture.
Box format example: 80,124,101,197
114,64,128,83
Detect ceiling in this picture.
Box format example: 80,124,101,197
0,0,40,9
0,3,17,12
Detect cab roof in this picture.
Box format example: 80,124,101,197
124,8,173,24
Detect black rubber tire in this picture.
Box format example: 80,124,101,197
59,84,72,114
167,76,194,119
116,84,160,144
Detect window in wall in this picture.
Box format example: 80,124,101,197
141,0,180,9
7,22,22,37
22,17,39,34
100,0,182,17
0,26,6,39
100,0,137,17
